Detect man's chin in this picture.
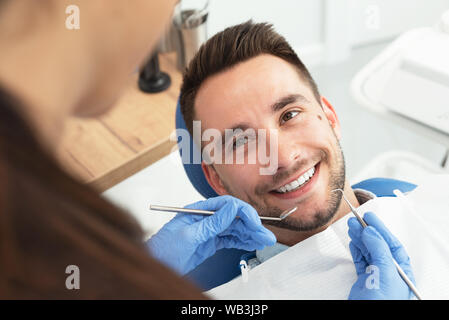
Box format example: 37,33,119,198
263,207,337,232
260,183,344,232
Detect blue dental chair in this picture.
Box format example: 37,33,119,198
175,100,417,291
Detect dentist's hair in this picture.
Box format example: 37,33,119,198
0,87,205,299
180,20,321,136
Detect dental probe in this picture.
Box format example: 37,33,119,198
149,205,297,221
332,189,423,300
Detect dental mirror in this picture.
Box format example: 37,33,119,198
149,205,298,221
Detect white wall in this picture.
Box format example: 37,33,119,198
206,0,323,48
349,0,449,46
180,0,324,66
179,0,449,66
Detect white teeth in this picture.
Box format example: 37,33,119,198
276,166,316,193
291,180,299,189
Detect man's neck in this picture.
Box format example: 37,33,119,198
265,181,360,246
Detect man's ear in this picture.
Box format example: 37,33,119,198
201,162,229,195
320,96,341,140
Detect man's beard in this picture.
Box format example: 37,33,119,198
220,139,346,232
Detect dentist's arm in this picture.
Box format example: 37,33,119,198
146,195,276,276
347,212,416,300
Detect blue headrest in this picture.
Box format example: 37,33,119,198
175,100,219,198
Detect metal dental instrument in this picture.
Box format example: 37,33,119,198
149,205,297,222
332,188,423,300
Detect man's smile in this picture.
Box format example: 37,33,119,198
273,164,317,193
268,162,321,200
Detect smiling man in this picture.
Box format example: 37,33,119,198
180,21,364,248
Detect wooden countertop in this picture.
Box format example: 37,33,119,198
57,53,182,192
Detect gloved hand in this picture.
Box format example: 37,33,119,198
146,195,276,276
347,212,416,300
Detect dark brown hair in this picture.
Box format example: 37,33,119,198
180,20,321,136
0,86,205,299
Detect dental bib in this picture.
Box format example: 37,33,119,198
206,175,449,299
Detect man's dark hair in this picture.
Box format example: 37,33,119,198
180,20,321,135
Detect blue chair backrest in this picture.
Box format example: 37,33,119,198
175,99,218,199
175,100,417,291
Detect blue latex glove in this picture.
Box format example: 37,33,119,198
347,212,416,300
146,195,277,276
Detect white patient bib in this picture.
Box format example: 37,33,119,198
206,175,449,300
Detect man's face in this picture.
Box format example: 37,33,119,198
195,54,345,231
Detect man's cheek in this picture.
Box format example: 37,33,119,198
234,168,259,191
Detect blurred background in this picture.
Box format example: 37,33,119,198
101,0,449,236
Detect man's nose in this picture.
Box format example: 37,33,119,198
274,132,301,172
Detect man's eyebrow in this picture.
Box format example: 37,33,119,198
271,94,310,112
215,94,309,146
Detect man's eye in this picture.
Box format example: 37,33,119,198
233,136,249,149
280,110,300,124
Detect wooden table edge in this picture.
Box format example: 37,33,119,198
88,138,178,192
